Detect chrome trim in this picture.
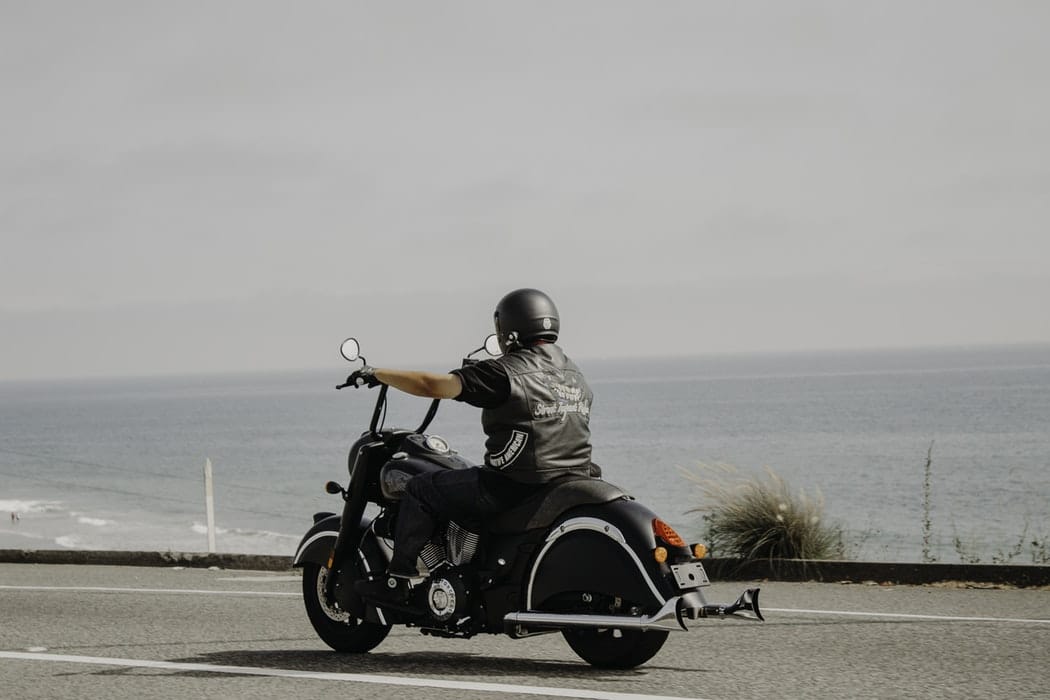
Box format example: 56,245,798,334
356,546,387,626
525,517,666,610
292,530,338,565
505,597,686,633
677,589,708,623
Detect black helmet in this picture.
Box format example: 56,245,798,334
493,288,560,351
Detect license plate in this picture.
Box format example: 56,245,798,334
670,561,710,588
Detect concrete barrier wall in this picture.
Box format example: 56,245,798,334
702,557,1050,587
0,549,292,572
3,549,1049,587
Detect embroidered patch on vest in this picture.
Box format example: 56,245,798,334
489,430,528,469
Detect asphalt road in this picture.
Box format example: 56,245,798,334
0,564,1047,700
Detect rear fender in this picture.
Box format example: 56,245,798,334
526,499,678,612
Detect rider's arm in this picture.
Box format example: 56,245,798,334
373,369,463,399
449,359,510,409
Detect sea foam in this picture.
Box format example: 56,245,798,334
0,500,64,515
76,516,115,527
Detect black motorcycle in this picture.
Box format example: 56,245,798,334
293,336,763,669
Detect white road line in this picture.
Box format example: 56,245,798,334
0,651,705,700
6,585,1045,626
0,585,297,597
766,607,1050,625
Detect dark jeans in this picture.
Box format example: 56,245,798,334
388,467,542,575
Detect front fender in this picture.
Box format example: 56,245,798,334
293,513,391,626
293,513,374,567
526,499,684,612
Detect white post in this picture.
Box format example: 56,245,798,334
204,458,217,553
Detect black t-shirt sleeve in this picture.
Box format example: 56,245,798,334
450,359,510,409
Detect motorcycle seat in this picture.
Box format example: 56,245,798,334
487,475,628,535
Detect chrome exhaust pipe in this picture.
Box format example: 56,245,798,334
687,587,764,621
504,597,687,634
505,588,764,636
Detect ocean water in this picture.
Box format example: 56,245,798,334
2,344,1048,563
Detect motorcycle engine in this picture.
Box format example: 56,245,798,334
446,521,479,565
415,521,479,575
422,572,469,625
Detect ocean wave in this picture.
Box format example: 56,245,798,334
0,499,64,515
55,535,82,549
76,516,115,527
190,522,299,542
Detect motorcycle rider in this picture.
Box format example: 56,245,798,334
351,288,595,607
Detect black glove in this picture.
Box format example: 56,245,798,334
349,366,382,389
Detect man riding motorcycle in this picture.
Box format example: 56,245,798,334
351,288,595,607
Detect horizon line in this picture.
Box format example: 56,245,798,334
3,340,1049,385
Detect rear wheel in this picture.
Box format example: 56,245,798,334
543,591,670,669
302,562,390,652
562,628,669,669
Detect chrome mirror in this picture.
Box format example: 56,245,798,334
484,334,503,357
339,337,361,363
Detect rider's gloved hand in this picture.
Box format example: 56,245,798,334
349,366,382,388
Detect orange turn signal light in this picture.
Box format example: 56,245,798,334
652,518,686,547
653,546,668,564
692,542,708,559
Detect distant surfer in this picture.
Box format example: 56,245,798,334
10,511,17,524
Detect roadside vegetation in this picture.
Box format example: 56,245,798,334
682,464,845,560
923,441,1050,565
686,447,1049,565
953,526,1050,565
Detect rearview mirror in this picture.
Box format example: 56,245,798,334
339,337,360,362
484,334,503,357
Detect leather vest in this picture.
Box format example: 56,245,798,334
481,344,593,483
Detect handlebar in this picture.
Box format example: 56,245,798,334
417,396,441,434
341,382,440,439
369,385,389,437
336,337,469,436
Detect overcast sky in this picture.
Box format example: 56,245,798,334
2,1,1049,380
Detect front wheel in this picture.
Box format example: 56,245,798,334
562,628,669,669
302,562,390,652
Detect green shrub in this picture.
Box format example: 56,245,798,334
683,464,845,560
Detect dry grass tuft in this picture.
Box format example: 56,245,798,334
682,463,845,560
